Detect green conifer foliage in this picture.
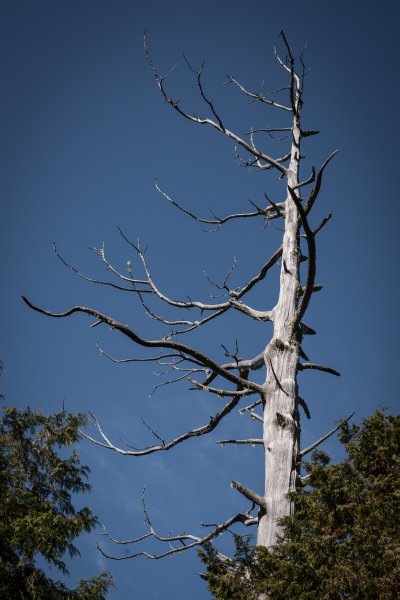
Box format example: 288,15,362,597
200,411,400,599
0,405,113,599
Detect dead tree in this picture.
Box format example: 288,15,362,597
23,32,349,558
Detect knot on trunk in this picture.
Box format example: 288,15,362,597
276,412,289,428
264,337,292,363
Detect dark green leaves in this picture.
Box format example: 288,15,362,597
201,411,400,599
0,405,113,599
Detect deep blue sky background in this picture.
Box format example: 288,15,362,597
1,1,399,598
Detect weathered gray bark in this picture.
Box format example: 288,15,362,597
257,67,302,548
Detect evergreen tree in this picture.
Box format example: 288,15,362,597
0,404,113,599
200,410,400,599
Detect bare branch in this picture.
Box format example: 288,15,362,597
119,227,281,317
298,362,340,377
301,129,320,137
248,126,292,137
53,243,148,292
275,31,301,115
304,150,339,215
80,386,243,456
297,396,311,419
239,398,263,414
114,228,281,339
21,296,261,391
237,244,282,298
308,212,333,238
71,357,260,458
293,168,315,190
96,343,185,365
183,54,226,130
226,75,292,112
203,351,265,388
299,412,355,457
288,187,316,331
248,128,291,171
298,284,323,297
149,369,202,397
218,438,263,446
144,33,289,176
137,293,196,328
140,417,165,445
229,299,273,322
98,486,253,561
155,182,284,229
262,193,285,219
187,378,257,398
134,288,235,338
231,480,266,509
300,323,316,336
250,411,263,423
204,256,238,293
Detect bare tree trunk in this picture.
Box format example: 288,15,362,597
258,79,302,548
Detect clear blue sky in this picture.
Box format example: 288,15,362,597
1,1,399,598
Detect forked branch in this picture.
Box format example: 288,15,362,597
119,227,280,317
97,487,256,561
144,32,289,176
79,385,251,456
155,181,285,229
21,296,262,392
226,75,292,112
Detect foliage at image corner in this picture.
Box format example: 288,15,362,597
0,401,113,599
200,410,400,599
